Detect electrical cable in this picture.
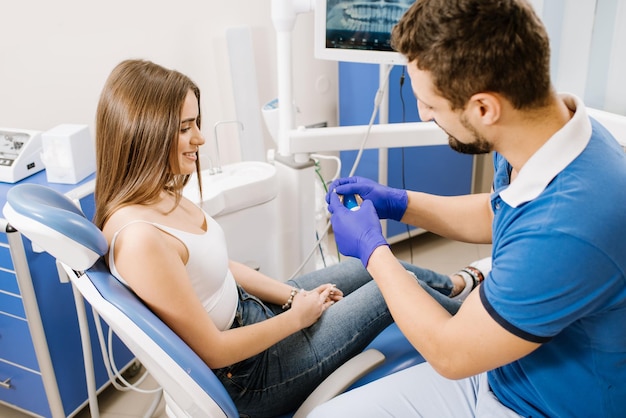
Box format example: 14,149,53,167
398,66,414,263
92,306,162,395
348,65,394,178
311,153,342,182
313,160,329,267
311,153,342,261
288,65,395,280
91,307,163,418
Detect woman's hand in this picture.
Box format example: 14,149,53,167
317,283,343,303
289,285,338,328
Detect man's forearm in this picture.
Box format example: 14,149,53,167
401,191,493,243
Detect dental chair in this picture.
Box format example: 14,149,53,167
2,183,423,418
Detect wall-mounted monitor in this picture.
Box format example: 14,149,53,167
314,0,416,65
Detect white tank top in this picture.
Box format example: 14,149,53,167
108,214,238,330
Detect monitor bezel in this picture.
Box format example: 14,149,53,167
313,0,411,65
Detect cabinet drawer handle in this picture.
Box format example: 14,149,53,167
0,377,11,389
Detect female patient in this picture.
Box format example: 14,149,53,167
93,59,480,417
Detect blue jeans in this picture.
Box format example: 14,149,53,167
214,258,460,417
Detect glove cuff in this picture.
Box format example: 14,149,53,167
359,230,389,268
389,189,409,222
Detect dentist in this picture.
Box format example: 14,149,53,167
316,0,626,416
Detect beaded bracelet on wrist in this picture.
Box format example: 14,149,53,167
282,288,299,310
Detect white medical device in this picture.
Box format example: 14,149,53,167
0,128,44,183
314,0,415,65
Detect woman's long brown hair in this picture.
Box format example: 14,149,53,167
94,59,202,229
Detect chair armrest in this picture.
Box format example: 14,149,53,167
292,348,385,418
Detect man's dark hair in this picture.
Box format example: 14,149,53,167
392,0,552,110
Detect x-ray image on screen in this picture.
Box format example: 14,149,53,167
325,0,414,52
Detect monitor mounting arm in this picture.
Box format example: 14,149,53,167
271,0,315,161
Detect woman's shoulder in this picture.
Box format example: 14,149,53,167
103,205,160,241
106,208,186,287
106,212,173,267
103,196,206,242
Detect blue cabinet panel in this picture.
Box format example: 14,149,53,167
0,246,13,270
0,292,25,318
0,171,134,417
0,269,19,295
0,313,39,370
386,146,473,237
0,360,49,417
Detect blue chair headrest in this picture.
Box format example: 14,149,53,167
2,184,108,271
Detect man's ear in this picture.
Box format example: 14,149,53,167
467,92,501,126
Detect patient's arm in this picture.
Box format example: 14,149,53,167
230,260,342,305
109,222,335,369
229,260,297,305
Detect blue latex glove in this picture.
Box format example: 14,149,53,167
326,176,408,221
327,191,389,267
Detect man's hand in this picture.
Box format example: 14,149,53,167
327,191,389,267
326,176,408,221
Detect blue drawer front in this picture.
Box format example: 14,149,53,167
0,269,19,296
0,292,25,318
0,313,39,371
0,360,50,417
0,245,13,271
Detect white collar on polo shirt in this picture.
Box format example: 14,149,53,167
499,94,591,208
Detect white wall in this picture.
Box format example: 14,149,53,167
0,0,338,165
2,0,624,169
531,0,626,115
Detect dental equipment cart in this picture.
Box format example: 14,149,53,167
0,128,45,184
0,171,134,417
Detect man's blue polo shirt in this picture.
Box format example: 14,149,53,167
480,95,626,417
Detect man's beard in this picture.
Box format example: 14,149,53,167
445,114,492,155
448,136,491,154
